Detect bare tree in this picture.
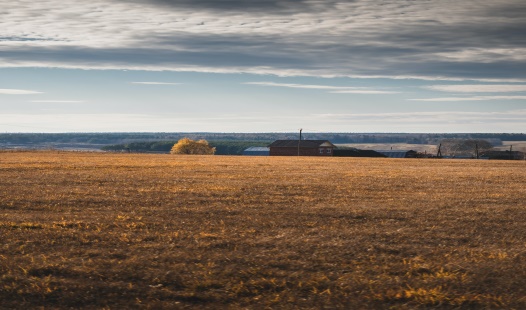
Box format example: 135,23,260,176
439,139,493,158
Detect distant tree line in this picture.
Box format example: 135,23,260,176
438,139,494,157
102,140,271,155
2,132,526,149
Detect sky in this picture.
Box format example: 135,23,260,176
1,0,526,133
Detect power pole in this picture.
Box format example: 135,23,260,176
510,145,513,160
297,128,302,156
475,143,479,159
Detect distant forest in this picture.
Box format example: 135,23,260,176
1,132,526,154
101,141,271,155
2,132,526,145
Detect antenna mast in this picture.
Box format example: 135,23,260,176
297,128,302,156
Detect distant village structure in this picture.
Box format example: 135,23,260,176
268,140,335,156
241,137,526,160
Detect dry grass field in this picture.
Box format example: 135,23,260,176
1,151,525,309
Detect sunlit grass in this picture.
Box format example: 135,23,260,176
1,151,525,308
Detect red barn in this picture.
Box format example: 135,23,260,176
268,140,335,156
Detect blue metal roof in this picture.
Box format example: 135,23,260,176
243,147,270,156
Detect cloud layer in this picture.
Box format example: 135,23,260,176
1,0,525,81
0,88,42,95
132,82,182,85
245,82,398,94
425,85,526,93
30,100,84,103
2,109,525,133
409,96,526,102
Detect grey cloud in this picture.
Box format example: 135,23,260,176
245,82,399,94
408,96,526,102
132,82,182,85
396,61,526,81
482,2,526,19
358,12,526,59
0,37,50,42
0,44,307,69
0,89,43,95
119,0,335,13
3,42,526,81
139,32,496,77
30,100,84,103
2,0,526,81
424,85,526,93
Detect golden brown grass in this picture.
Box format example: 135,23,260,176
1,151,525,309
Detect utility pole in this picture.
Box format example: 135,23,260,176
475,143,479,159
297,128,302,156
510,145,513,160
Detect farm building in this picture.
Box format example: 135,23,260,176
376,150,418,158
268,140,335,156
242,147,270,156
333,149,385,157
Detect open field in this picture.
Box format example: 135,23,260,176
1,151,526,309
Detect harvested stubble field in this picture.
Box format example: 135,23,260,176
1,151,526,309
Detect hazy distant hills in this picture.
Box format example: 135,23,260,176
1,132,525,152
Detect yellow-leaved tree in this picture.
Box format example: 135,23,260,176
170,138,216,155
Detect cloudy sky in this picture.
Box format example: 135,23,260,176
1,0,525,133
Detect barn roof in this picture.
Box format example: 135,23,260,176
244,147,270,152
268,140,335,148
243,147,270,156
